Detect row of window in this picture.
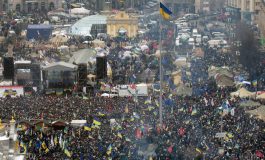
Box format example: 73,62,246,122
3,2,55,12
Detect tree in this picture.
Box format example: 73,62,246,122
235,22,261,79
209,0,225,12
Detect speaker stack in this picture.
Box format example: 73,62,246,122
3,57,14,80
96,57,107,80
78,64,88,85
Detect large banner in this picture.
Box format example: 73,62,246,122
0,86,24,98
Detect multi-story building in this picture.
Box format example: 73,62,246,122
87,0,148,11
226,0,258,24
0,0,63,13
165,0,195,14
226,0,265,36
195,0,210,13
255,0,265,37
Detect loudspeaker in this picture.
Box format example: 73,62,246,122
78,64,87,84
96,57,107,79
3,57,14,79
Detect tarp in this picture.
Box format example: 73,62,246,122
71,8,90,15
246,105,265,121
257,93,265,100
230,88,255,98
27,25,53,41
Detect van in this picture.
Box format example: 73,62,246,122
188,38,195,46
195,35,202,46
192,29,198,35
176,37,180,46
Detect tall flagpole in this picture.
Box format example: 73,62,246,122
159,1,163,128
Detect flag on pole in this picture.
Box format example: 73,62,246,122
106,144,112,155
93,118,101,126
252,80,257,87
84,123,92,131
160,2,172,20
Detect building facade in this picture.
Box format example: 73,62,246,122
226,0,258,24
255,0,265,36
195,0,210,13
86,0,148,11
226,0,265,36
1,0,63,13
165,0,195,14
107,11,138,38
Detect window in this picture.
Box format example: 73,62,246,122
16,4,21,12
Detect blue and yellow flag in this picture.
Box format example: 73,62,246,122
160,2,172,20
252,80,257,87
93,118,101,126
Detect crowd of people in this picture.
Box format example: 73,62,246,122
1,85,263,159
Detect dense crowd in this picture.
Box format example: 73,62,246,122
3,86,264,159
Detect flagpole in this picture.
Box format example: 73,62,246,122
159,1,163,128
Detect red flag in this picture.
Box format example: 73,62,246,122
255,150,264,158
130,84,136,90
178,127,185,136
135,128,142,139
167,145,173,153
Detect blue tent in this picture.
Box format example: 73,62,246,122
27,24,53,41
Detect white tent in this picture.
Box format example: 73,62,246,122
70,120,87,127
71,8,90,15
140,45,149,51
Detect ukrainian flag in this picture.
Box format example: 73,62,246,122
252,80,257,87
84,123,92,131
160,2,172,20
93,118,101,126
106,144,112,155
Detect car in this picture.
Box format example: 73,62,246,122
188,38,195,46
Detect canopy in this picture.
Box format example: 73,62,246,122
71,7,90,15
70,120,86,127
246,105,265,121
140,45,149,51
230,88,255,98
175,84,192,96
257,93,265,100
240,100,261,108
92,39,105,48
50,35,69,44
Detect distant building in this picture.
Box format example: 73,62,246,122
107,11,138,38
87,0,148,11
226,0,258,24
255,0,265,37
226,0,265,36
1,0,63,13
195,0,210,13
165,0,195,14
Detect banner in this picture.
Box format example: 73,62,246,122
0,86,24,97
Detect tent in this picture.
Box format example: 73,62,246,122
70,120,86,127
140,45,149,51
175,84,192,96
71,8,90,15
50,35,69,44
208,66,233,78
230,88,255,98
246,105,265,121
240,100,261,108
257,93,265,100
215,74,234,87
27,24,53,41
92,39,105,48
